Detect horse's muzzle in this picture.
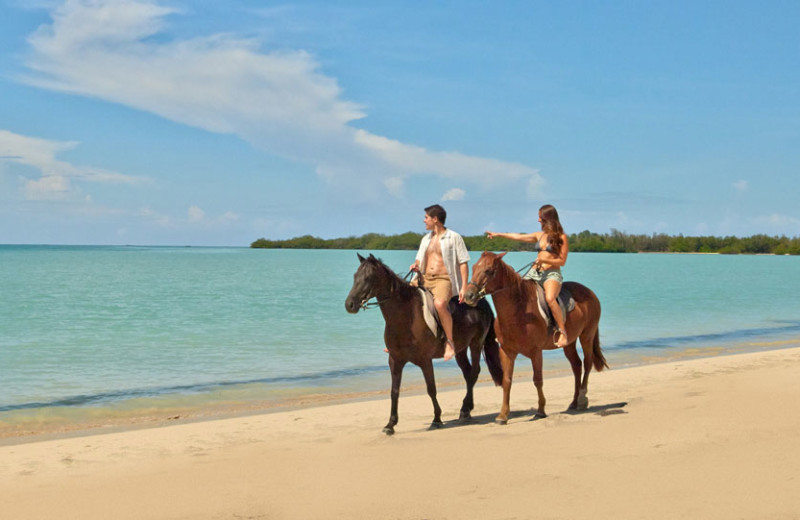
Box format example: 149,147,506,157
463,286,481,307
344,297,361,314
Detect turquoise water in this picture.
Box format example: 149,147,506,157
2,245,799,427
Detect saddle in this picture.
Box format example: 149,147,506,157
533,283,575,335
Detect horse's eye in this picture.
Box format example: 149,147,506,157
486,269,496,277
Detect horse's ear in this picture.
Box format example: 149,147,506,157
498,251,508,259
369,253,377,261
357,253,366,263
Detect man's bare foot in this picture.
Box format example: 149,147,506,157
443,339,455,361
384,347,389,353
555,329,569,347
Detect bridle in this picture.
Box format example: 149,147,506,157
466,268,496,301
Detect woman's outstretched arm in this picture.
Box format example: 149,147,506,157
485,231,540,242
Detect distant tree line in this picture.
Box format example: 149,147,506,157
251,232,423,251
251,230,800,255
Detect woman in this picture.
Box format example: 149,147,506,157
486,204,570,347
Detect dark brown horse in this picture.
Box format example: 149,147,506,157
345,254,503,434
463,251,607,424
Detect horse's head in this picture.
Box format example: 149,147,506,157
345,253,385,313
463,251,508,306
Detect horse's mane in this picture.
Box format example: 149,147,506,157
364,255,417,300
495,253,520,280
490,252,536,299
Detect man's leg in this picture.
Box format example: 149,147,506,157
435,297,456,361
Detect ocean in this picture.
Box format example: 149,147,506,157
2,245,799,432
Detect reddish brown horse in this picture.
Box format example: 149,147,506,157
345,254,503,434
463,251,607,424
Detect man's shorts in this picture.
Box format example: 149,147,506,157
421,274,453,303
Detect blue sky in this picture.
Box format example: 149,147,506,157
1,0,798,246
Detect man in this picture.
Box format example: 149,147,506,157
410,204,469,361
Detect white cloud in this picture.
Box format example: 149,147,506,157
22,0,543,198
186,205,239,226
220,211,239,224
139,206,172,227
733,180,748,193
441,188,465,202
141,205,239,228
0,128,140,200
187,205,205,223
384,177,404,197
22,174,71,200
754,213,800,229
353,130,542,192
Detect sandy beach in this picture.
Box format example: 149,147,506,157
2,347,799,520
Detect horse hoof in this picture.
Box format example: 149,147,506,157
533,411,547,419
578,390,589,410
459,411,472,421
428,421,443,430
495,417,508,425
567,401,578,411
382,426,395,435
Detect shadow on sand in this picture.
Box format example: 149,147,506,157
427,401,628,431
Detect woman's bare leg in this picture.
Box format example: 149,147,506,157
544,279,568,347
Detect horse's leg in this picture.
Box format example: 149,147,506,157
577,332,594,410
466,343,483,417
420,358,443,429
531,348,547,418
384,356,405,435
455,349,474,421
496,348,517,425
563,344,583,410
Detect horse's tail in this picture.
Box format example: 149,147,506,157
592,328,609,372
483,323,504,386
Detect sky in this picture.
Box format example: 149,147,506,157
1,0,798,246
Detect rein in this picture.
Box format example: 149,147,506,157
468,260,534,300
358,270,414,311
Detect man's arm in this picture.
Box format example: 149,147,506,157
458,262,469,302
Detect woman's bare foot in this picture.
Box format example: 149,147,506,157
443,339,455,360
555,329,569,347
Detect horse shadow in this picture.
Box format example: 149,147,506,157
562,402,628,417
428,401,628,431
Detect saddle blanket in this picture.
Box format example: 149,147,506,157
419,288,441,338
534,283,575,332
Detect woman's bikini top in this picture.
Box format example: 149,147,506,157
533,240,555,254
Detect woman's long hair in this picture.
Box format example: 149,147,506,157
539,204,564,253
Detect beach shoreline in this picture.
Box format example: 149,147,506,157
2,337,799,444
2,346,799,519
